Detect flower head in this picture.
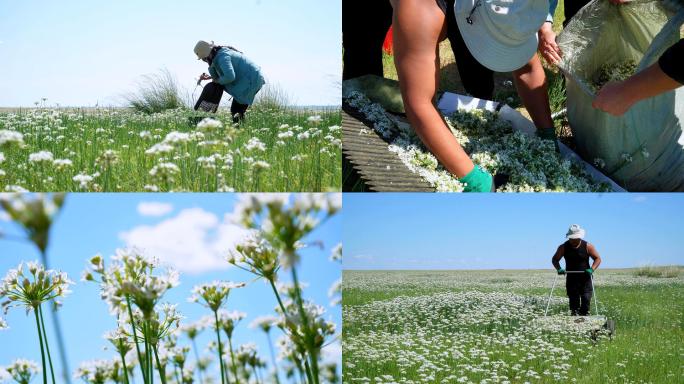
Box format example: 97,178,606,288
85,248,178,317
249,315,278,333
189,281,245,312
0,193,65,253
229,233,280,280
4,359,40,384
0,261,74,313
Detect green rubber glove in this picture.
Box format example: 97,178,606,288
585,268,594,275
537,127,560,152
557,268,566,275
460,165,494,193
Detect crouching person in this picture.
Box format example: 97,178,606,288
194,40,265,123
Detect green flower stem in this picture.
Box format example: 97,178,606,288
142,322,153,384
173,366,181,384
120,351,130,384
213,310,227,384
34,306,48,384
39,250,72,384
38,305,57,384
292,268,319,384
268,278,313,384
265,331,281,384
152,344,167,384
191,338,205,384
227,335,239,384
126,296,148,383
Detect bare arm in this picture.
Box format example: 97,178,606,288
392,0,474,178
587,243,602,270
592,61,681,116
551,245,564,270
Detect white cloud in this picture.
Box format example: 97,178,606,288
633,195,647,203
322,339,341,365
0,211,10,221
137,202,173,217
119,208,250,273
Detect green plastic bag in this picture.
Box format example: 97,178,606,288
558,0,684,191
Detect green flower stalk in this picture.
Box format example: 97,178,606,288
3,359,40,384
83,249,180,384
250,316,280,384
216,310,246,384
181,321,206,384
105,328,133,384
231,193,340,384
189,281,245,384
0,262,73,384
0,194,72,384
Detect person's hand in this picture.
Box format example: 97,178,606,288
557,268,566,275
592,81,637,116
199,73,212,81
538,22,562,66
585,268,594,275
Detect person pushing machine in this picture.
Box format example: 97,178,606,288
551,224,602,316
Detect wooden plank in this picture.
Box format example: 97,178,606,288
342,103,434,192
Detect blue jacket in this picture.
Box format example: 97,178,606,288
208,47,265,105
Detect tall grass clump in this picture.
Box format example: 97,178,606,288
126,69,187,114
633,265,681,278
253,82,292,111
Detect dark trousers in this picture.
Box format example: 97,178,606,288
566,275,593,315
445,0,495,100
230,100,249,123
342,0,393,80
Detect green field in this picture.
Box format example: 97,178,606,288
343,269,684,384
0,106,341,192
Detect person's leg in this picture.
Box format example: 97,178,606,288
392,0,475,179
567,279,580,315
445,0,495,100
579,281,593,316
512,55,554,130
230,100,249,124
342,0,393,80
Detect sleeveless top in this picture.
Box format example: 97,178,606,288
563,240,590,271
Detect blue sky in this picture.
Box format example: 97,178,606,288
0,0,341,107
343,193,684,270
0,193,341,381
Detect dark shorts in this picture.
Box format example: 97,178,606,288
436,0,447,14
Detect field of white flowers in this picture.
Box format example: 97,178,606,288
0,107,341,192
343,269,684,384
343,91,611,192
0,193,342,384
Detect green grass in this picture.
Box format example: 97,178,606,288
633,265,682,278
343,269,684,383
0,106,341,192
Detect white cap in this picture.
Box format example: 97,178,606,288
454,0,548,72
194,40,214,60
566,224,585,239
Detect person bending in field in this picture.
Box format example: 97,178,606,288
194,40,265,123
551,224,602,316
388,0,560,192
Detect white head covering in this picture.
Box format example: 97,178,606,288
454,0,548,72
194,40,214,60
566,224,586,239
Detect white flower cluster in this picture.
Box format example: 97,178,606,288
0,261,74,313
344,90,609,192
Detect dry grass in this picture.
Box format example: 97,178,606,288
634,265,682,278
